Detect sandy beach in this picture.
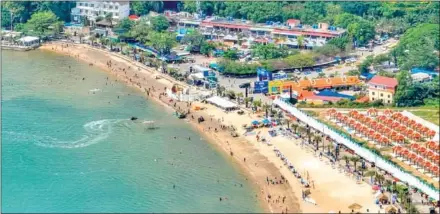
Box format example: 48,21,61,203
40,42,385,213
40,42,302,213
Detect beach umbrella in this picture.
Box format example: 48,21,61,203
412,133,422,141
372,185,380,191
393,146,402,153
425,150,434,159
377,115,387,121
431,166,439,175
391,121,400,128
384,109,393,116
410,143,419,150
392,112,402,119
425,161,432,168
402,116,409,124
427,130,436,138
417,147,427,155
408,119,416,127
251,120,260,125
416,156,425,167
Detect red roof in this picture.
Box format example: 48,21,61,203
368,76,398,88
129,15,139,20
273,29,338,38
287,19,300,24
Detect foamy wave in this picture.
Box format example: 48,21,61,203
4,119,127,149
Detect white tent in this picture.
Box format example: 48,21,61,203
206,96,238,110
17,36,39,47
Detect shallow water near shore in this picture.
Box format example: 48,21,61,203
1,50,262,213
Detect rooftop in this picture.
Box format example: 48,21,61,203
368,76,398,88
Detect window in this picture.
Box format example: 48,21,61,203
84,3,88,7
114,13,119,17
109,6,113,9
115,6,118,10
90,4,94,7
388,100,391,104
380,93,383,97
372,92,375,95
80,9,83,13
388,95,391,98
372,98,375,101
79,3,83,6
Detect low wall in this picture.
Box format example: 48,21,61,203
273,98,440,200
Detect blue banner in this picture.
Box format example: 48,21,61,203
253,81,268,94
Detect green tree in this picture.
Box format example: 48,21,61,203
114,18,134,37
284,53,315,70
130,1,164,15
251,43,288,60
347,19,375,46
147,31,176,55
200,42,216,56
128,20,150,43
350,156,361,171
224,49,239,60
24,11,63,40
150,15,170,32
181,30,205,52
393,24,439,70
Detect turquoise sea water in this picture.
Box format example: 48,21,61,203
1,50,262,213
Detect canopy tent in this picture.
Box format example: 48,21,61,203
206,96,238,110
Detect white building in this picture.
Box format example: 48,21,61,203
73,1,130,23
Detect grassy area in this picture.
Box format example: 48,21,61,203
409,109,440,125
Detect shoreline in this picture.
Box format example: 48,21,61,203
39,42,302,213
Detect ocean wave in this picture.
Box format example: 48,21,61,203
4,119,127,149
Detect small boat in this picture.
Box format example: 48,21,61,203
131,117,138,121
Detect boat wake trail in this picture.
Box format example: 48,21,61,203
5,119,128,149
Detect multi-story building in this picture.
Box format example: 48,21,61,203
72,1,130,24
166,11,346,49
367,76,398,105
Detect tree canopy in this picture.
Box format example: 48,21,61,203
130,1,164,16
150,15,170,32
147,31,176,55
23,11,63,38
393,23,440,70
251,44,288,60
181,30,205,52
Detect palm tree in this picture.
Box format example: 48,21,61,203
298,126,307,137
342,155,351,166
350,156,361,171
78,32,85,44
375,173,385,185
313,135,322,151
244,97,252,108
262,103,270,118
364,170,376,183
234,92,243,104
291,123,299,133
284,119,290,129
306,126,312,145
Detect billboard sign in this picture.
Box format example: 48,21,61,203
253,81,269,94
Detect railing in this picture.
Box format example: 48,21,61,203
273,98,440,200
